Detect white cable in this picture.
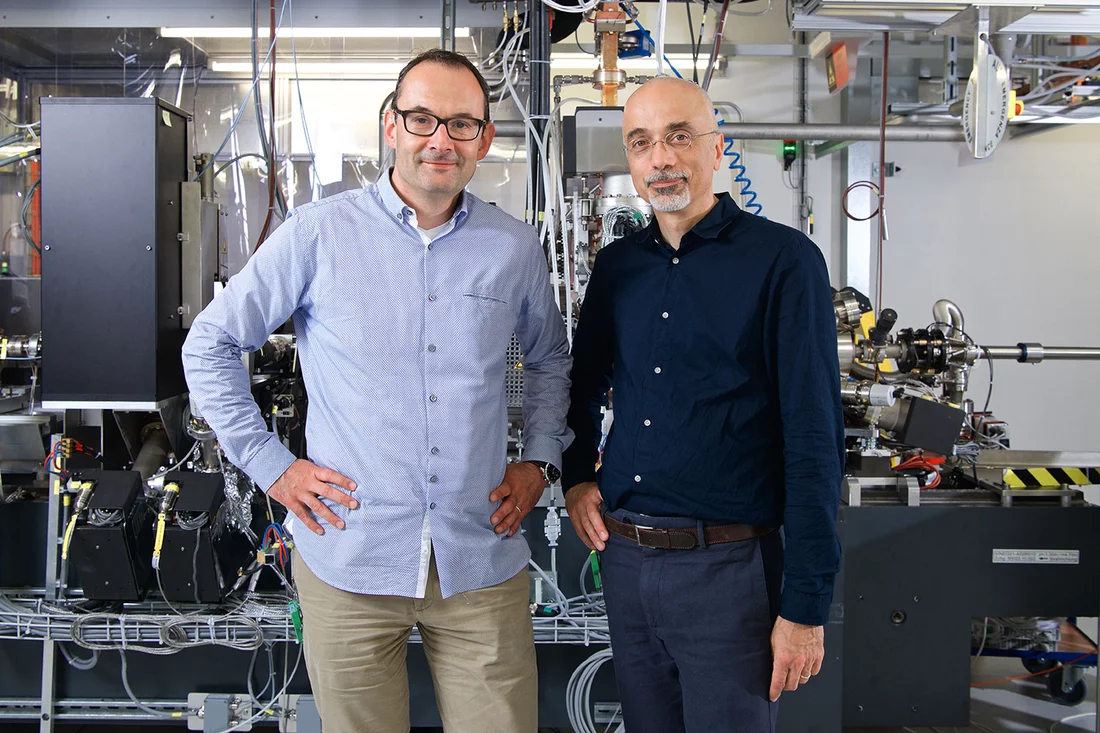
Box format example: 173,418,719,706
120,650,185,718
567,647,616,733
540,0,602,12
0,109,41,130
149,442,200,481
1051,712,1096,732
213,642,304,733
727,0,774,16
656,0,669,76
58,642,99,670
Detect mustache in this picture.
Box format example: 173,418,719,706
418,151,460,164
645,170,688,185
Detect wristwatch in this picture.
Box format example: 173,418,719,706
524,460,561,487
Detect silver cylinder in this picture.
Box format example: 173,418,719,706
0,333,41,359
842,380,897,407
871,399,910,433
837,332,857,375
717,123,965,142
596,173,651,218
194,154,215,201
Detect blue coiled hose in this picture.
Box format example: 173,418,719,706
717,119,763,217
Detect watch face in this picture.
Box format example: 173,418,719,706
545,463,561,483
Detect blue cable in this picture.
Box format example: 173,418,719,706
631,20,684,79
717,118,763,217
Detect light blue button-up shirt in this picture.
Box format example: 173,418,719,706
181,171,573,599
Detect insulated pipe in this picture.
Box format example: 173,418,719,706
487,121,967,142
710,123,965,142
701,0,732,92
131,423,171,481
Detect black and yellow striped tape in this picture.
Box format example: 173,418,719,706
1003,467,1100,489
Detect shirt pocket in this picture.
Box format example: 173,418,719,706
458,292,515,365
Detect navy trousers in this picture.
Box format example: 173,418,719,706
600,507,784,733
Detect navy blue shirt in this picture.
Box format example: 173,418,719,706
562,193,844,626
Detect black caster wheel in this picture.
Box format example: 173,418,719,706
1024,657,1056,674
1048,668,1088,706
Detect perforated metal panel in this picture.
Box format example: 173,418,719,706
505,334,525,408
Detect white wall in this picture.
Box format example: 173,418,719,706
883,125,1100,451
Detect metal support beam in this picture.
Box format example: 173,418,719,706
944,35,959,103
440,0,456,52
720,123,965,142
795,34,810,235
528,2,551,226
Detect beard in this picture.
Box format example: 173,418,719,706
645,170,691,212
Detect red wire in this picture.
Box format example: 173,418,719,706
972,653,1093,687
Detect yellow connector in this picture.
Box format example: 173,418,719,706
153,513,167,569
61,514,79,560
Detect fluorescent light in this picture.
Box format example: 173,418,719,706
161,26,470,39
209,59,409,75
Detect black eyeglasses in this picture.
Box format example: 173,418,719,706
394,108,488,141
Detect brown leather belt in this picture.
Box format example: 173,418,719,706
603,513,774,550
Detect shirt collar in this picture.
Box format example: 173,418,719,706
689,192,742,241
642,192,743,252
376,167,470,228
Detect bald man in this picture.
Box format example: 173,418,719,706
561,77,844,732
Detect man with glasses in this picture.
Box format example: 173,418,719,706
183,49,571,732
561,76,843,732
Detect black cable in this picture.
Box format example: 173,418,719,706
685,0,699,84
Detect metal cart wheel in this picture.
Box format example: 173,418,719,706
1023,657,1057,675
1048,666,1088,706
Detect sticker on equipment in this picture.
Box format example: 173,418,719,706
993,549,1080,565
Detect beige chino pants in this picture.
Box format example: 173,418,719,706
293,549,537,733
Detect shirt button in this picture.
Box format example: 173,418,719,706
430,502,437,510
429,475,438,484
672,257,680,265
644,419,651,427
634,475,642,483
428,344,436,352
431,446,440,455
429,394,438,402
427,243,434,251
654,366,662,374
428,294,436,302
662,312,669,319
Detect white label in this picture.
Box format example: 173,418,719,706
993,549,1080,565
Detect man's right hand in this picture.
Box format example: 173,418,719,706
267,459,358,536
565,481,608,551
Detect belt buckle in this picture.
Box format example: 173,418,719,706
632,523,653,545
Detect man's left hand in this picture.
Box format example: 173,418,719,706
769,616,825,701
489,462,546,536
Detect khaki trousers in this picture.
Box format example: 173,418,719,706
292,549,537,733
